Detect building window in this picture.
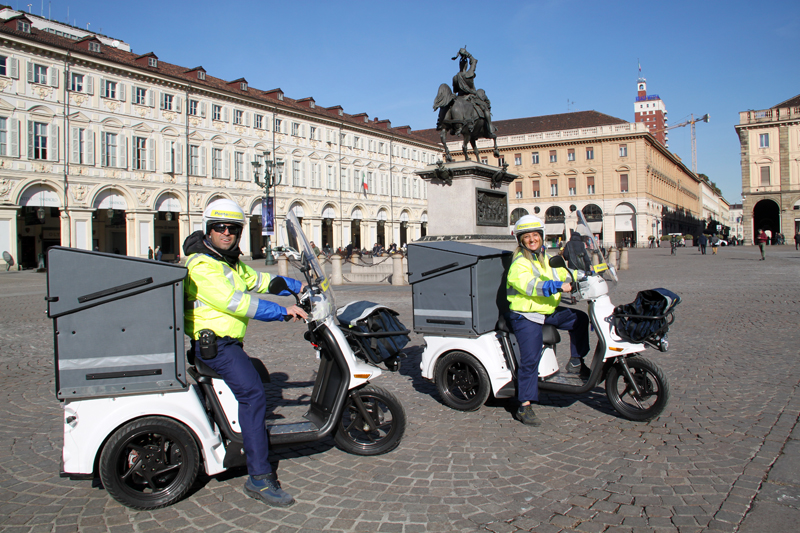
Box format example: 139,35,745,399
188,100,198,116
568,149,575,162
240,81,247,91
189,145,200,175
254,114,263,129
135,87,147,105
148,57,157,68
550,179,558,196
0,117,7,156
498,156,506,166
234,151,245,180
17,20,30,33
760,166,770,186
532,152,539,164
620,173,629,192
587,176,595,194
327,166,336,190
197,70,205,81
160,93,173,111
568,177,576,196
549,150,557,163
132,137,147,170
481,157,488,164
532,180,540,198
515,181,522,199
103,80,116,99
212,105,222,121
274,118,282,132
310,126,316,140
212,148,223,178
759,133,769,148
33,64,48,84
292,160,302,186
233,110,243,125
292,123,300,136
70,73,83,92
32,122,48,160
619,144,628,157
514,154,522,166
586,147,594,160
103,132,117,167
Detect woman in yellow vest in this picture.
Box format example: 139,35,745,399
506,215,590,426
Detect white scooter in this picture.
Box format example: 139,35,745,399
419,211,678,422
52,212,406,510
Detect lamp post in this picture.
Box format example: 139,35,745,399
252,150,283,265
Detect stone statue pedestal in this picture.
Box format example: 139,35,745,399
416,161,518,250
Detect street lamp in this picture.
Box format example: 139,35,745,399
252,150,284,265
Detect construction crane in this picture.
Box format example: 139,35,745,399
661,113,710,174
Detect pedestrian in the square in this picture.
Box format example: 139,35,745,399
794,231,800,251
698,233,707,255
148,246,154,260
756,229,768,260
711,234,720,255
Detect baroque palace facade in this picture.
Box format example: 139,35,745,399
420,111,704,247
0,9,440,268
735,93,800,243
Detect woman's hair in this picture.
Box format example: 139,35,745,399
515,245,546,267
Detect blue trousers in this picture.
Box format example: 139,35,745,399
508,307,590,403
192,337,271,476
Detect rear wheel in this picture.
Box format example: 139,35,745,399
99,416,199,510
605,356,670,422
334,386,406,455
434,350,491,411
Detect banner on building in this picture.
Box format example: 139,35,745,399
262,197,274,236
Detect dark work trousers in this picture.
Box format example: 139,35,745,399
192,337,271,476
508,307,590,404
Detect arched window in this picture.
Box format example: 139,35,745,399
510,208,529,225
582,204,603,222
545,206,565,223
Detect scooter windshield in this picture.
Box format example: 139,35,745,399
284,211,335,321
574,210,618,284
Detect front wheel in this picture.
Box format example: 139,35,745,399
605,356,670,422
434,350,491,411
334,386,406,455
99,416,200,510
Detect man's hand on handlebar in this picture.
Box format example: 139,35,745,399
284,305,308,322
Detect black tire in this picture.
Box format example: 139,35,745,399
434,350,491,411
99,416,200,510
334,385,406,456
605,356,670,422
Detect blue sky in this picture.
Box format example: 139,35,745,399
26,0,800,202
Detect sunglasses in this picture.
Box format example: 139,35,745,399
210,223,242,236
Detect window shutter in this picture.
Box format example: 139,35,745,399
9,57,18,79
244,112,250,127
159,92,164,110
148,138,155,171
101,132,107,166
100,78,106,97
26,61,32,83
175,143,183,174
10,119,19,157
118,83,126,102
163,141,172,173
118,135,126,168
199,146,206,176
49,67,58,88
50,124,59,161
27,121,33,159
223,149,230,179
200,102,206,117
86,129,94,165
85,75,93,95
148,89,154,107
175,96,182,113
223,107,229,123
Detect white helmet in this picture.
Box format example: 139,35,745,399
514,215,546,249
202,199,246,234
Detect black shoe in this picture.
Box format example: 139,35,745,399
516,404,542,426
566,359,591,378
245,473,295,507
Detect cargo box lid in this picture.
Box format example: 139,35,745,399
407,241,511,284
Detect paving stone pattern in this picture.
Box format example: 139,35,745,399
1,246,799,532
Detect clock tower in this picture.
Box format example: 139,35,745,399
634,77,668,146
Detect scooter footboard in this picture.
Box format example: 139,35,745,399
420,333,513,397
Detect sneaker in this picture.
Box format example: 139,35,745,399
516,404,542,426
566,358,591,378
244,473,295,507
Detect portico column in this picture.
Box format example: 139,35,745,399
130,211,155,258
0,206,19,268
67,208,94,250
239,217,251,257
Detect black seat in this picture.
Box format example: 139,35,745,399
542,325,561,345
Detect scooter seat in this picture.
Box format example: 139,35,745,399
192,357,271,383
542,325,561,345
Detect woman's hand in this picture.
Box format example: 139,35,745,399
285,305,308,321
561,282,572,293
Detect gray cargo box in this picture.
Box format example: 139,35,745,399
46,247,188,400
407,241,512,337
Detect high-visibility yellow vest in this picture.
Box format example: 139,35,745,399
184,253,272,340
506,251,567,315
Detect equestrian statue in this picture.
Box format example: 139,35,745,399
433,47,499,163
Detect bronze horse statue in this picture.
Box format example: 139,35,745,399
433,83,500,163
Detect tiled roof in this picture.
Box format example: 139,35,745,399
772,94,800,109
415,110,629,145
0,23,438,147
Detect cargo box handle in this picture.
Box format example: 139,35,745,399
420,261,459,278
77,277,154,303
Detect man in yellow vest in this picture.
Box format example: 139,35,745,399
183,199,307,506
506,215,590,425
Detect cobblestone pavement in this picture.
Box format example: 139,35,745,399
1,245,799,532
